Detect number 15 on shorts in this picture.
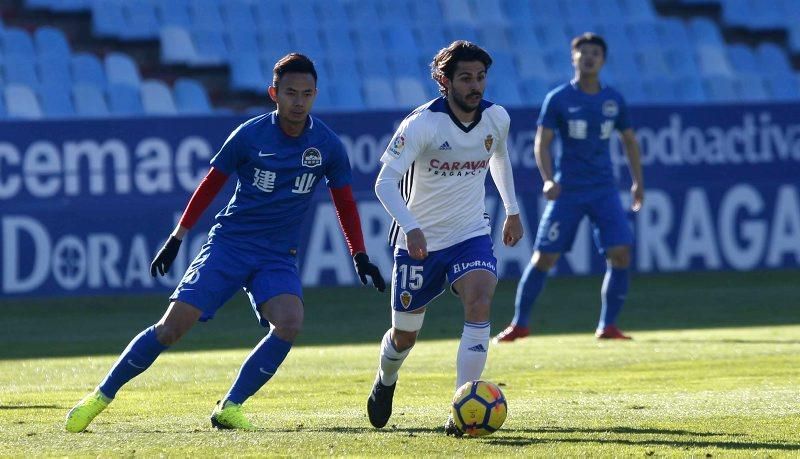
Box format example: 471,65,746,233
397,264,423,290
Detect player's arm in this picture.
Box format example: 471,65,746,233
150,167,229,276
374,165,426,259
620,128,644,212
489,113,523,247
329,184,386,292
534,126,560,200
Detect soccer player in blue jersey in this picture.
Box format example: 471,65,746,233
495,33,644,342
365,41,524,436
65,53,385,432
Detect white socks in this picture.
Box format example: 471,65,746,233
456,321,490,388
378,329,411,386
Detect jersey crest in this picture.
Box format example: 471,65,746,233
484,134,494,152
302,148,322,168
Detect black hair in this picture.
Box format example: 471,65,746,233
571,33,608,57
272,53,318,87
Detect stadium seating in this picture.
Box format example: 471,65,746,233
2,0,800,117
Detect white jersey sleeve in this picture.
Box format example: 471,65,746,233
488,107,520,215
380,112,434,174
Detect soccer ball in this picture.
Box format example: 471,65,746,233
451,380,507,437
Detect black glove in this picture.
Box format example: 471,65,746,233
150,236,182,277
353,252,386,292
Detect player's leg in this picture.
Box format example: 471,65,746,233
212,294,302,430
212,253,303,430
496,197,581,342
368,248,446,428
452,269,497,388
65,301,201,433
588,189,635,339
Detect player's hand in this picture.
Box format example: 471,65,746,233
150,236,182,277
631,182,644,212
353,252,386,292
502,214,524,247
405,228,428,260
543,180,561,200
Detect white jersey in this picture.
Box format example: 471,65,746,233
380,97,512,252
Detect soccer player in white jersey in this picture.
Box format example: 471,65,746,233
366,41,524,436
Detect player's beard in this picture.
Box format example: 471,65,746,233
451,89,482,114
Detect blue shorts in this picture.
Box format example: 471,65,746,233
170,239,302,327
534,188,634,254
391,235,497,312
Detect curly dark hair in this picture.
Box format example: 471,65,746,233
430,40,492,96
272,53,317,87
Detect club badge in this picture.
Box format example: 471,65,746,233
603,100,619,117
400,291,413,309
484,134,494,152
301,148,322,168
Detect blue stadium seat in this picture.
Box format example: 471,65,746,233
788,23,800,54
413,25,448,57
695,45,734,77
613,79,647,105
71,52,107,88
363,77,396,109
490,51,521,81
230,53,266,91
561,0,596,22
316,0,347,26
253,0,288,28
394,77,428,108
156,0,191,28
519,77,551,104
227,30,260,56
34,26,71,61
703,76,738,102
107,83,144,115
409,0,444,27
673,76,707,103
290,27,325,55
486,79,523,107
657,18,693,52
565,20,600,40
516,51,550,80
91,0,126,39
320,26,356,58
605,49,639,77
312,81,335,112
348,1,382,25
502,0,535,26
258,27,292,56
141,79,178,115
544,49,573,80
49,0,90,12
4,84,43,119
385,27,418,52
478,27,512,53
756,43,794,76
353,26,386,56
189,0,224,31
688,18,725,46
439,0,475,25
598,22,629,51
472,0,508,26
221,0,257,32
72,83,110,116
173,77,212,113
3,27,36,57
38,56,72,91
331,78,365,110
642,77,677,103
637,49,671,77
735,74,769,101
284,0,318,27
665,48,701,78
529,0,563,22
4,55,40,88
590,0,626,25
123,0,160,40
721,0,751,28
627,22,661,48
618,0,656,21
508,24,543,52
25,0,54,9
727,44,758,74
358,55,391,79
160,26,197,64
191,29,228,65
39,84,75,117
380,0,414,27
326,56,360,87
765,75,800,100
105,52,142,88
388,51,426,79
537,23,571,51
445,23,479,44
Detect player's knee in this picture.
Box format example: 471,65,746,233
271,313,304,342
154,323,186,346
607,246,631,268
533,251,559,271
391,329,417,351
463,295,491,322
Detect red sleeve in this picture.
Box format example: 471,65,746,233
178,167,229,230
329,184,366,256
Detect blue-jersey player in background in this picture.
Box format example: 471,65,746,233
66,53,386,432
495,33,645,342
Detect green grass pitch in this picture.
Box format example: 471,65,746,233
1,270,798,456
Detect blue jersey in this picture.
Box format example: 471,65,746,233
538,81,631,191
207,111,352,254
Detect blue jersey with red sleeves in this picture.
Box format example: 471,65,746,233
208,111,352,254
538,80,631,191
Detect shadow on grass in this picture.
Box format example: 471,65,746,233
1,270,798,359
0,404,62,410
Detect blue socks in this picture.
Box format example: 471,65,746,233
599,267,629,329
224,332,292,405
98,325,168,399
512,263,548,328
